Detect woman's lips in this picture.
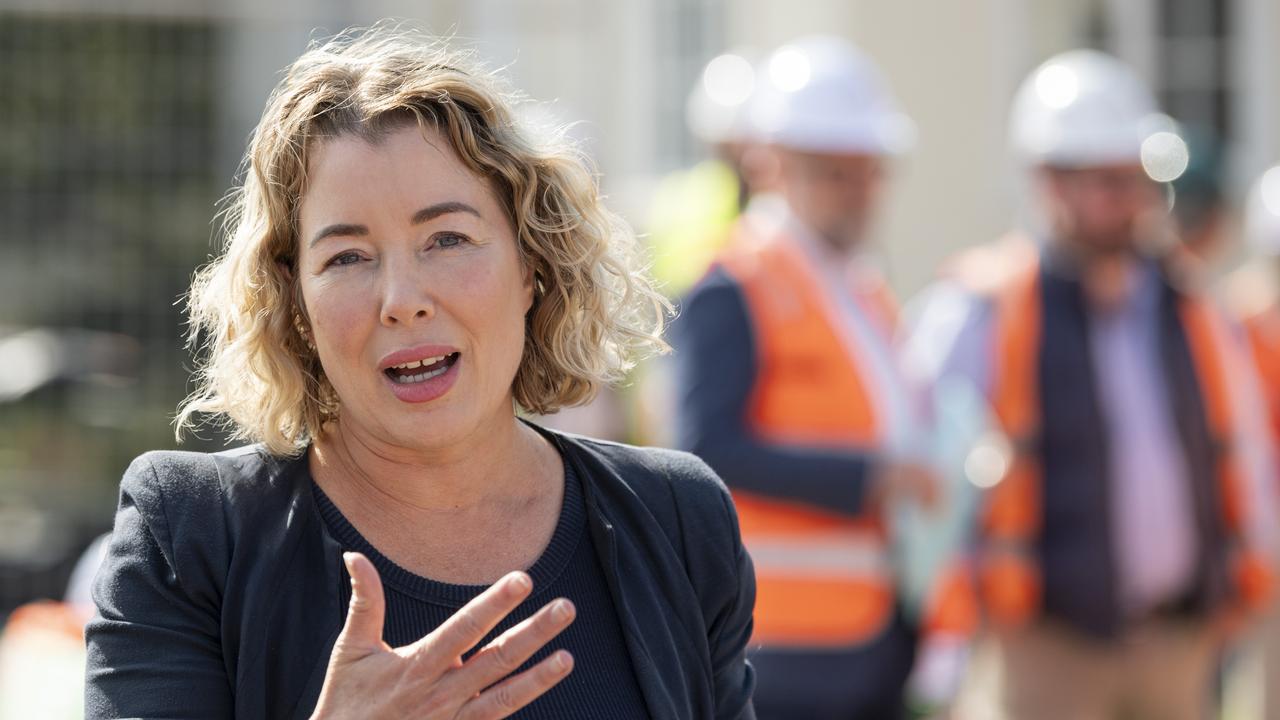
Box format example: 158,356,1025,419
385,352,457,382
382,352,460,403
377,343,459,371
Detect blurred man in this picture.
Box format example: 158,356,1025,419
674,36,970,718
634,51,764,449
648,50,760,300
909,50,1276,720
1229,165,1280,720
1230,166,1280,460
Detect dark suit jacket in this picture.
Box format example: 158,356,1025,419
85,425,756,719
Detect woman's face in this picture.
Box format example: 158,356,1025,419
296,123,533,451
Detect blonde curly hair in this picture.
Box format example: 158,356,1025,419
177,26,669,456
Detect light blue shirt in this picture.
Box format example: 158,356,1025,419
1087,263,1196,616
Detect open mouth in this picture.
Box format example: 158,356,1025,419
383,352,460,384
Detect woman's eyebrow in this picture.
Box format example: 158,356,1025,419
310,223,368,248
411,201,481,225
309,202,481,249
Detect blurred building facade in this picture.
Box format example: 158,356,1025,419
0,0,1277,614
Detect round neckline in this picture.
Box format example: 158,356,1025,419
311,459,584,608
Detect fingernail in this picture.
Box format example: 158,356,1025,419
342,552,356,572
554,650,572,672
552,599,573,622
510,572,531,593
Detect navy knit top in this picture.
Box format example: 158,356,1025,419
312,460,648,719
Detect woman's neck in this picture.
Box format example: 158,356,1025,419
311,414,558,515
309,415,566,584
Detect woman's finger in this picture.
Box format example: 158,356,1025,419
333,552,387,659
445,598,575,697
408,571,534,669
456,650,574,720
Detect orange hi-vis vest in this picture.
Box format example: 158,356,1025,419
1240,302,1280,448
715,225,901,648
980,255,1272,627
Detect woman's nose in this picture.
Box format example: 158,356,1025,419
379,265,435,327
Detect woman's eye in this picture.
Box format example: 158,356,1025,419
326,251,363,268
436,233,467,249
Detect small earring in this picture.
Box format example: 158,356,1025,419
293,313,316,351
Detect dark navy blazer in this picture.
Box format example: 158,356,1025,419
85,425,757,719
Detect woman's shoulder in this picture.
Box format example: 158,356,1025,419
548,430,752,648
561,432,726,489
124,443,289,489
119,445,305,525
550,431,738,531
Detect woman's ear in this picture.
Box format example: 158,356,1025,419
277,257,295,282
522,260,537,314
278,258,315,347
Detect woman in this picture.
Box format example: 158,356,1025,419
85,28,756,719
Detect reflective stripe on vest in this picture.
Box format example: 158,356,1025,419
745,529,891,579
982,256,1272,626
717,228,896,647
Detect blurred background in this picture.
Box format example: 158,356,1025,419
0,0,1277,714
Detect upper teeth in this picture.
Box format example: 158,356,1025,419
391,355,446,371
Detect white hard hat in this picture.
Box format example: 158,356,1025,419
686,51,758,145
749,35,914,155
1245,165,1280,256
1010,49,1176,167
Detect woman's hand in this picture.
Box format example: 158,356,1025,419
310,552,576,720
